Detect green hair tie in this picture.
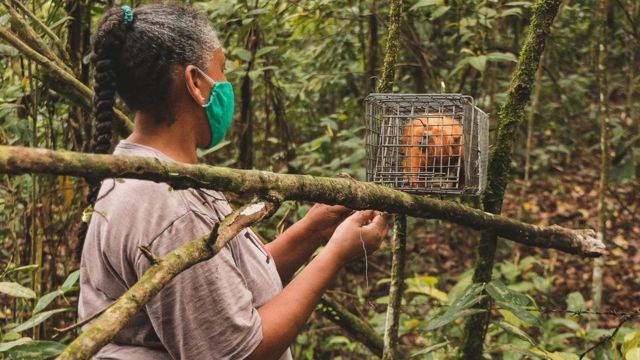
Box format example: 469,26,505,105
121,5,134,27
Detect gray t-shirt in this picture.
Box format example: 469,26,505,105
79,141,292,360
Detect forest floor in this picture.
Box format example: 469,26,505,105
404,158,640,329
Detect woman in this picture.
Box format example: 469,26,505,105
78,4,389,360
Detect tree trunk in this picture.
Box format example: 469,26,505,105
238,22,261,169
381,214,406,360
375,0,404,358
519,53,545,219
367,0,379,93
590,0,611,326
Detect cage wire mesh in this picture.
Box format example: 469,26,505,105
365,94,489,196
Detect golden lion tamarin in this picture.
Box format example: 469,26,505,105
400,116,464,188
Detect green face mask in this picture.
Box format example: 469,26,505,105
195,67,235,149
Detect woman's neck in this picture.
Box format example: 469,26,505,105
127,112,198,164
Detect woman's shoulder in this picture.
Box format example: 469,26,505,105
91,178,234,237
96,177,186,209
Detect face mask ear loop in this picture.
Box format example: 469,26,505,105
193,67,216,107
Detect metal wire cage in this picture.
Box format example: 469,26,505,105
365,93,489,195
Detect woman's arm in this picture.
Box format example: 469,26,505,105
266,204,351,282
246,210,388,360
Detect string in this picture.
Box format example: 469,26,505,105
359,227,369,289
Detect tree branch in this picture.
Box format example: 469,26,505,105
319,295,385,357
0,145,604,257
57,198,279,360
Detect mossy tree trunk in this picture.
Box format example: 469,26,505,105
375,0,404,358
381,214,406,360
459,0,564,358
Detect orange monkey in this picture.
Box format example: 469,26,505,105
400,116,464,188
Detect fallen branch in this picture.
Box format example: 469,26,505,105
57,198,279,360
0,145,604,257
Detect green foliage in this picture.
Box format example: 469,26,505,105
0,266,79,359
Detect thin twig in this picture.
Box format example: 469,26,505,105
52,306,110,339
579,314,634,359
138,245,160,265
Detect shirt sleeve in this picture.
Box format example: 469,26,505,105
134,210,263,360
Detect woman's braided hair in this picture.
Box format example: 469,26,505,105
76,4,220,259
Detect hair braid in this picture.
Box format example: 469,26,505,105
76,9,126,259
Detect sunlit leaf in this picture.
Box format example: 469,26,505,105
0,337,32,352
487,281,541,327
0,282,36,299
3,340,65,359
256,46,279,57
499,8,523,17
4,308,69,335
32,291,62,315
486,52,517,63
623,332,640,355
566,292,585,313
7,265,38,273
486,280,531,306
430,5,451,20
425,283,486,331
232,48,252,62
60,270,80,292
410,0,438,11
409,341,450,357
495,321,535,346
627,348,640,360
403,319,421,329
468,55,487,72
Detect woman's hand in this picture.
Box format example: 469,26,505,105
325,210,389,266
251,210,388,360
301,204,353,243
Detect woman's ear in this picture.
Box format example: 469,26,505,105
184,65,208,106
